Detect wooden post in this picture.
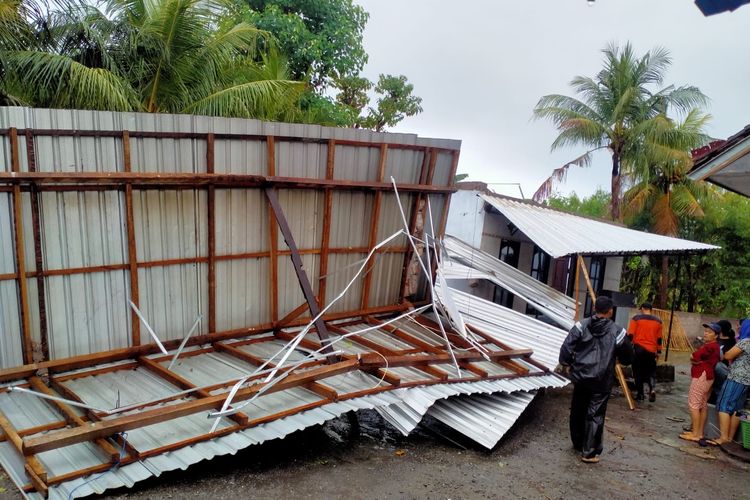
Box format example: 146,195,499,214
24,129,49,361
361,144,388,309
573,254,582,321
577,255,635,411
122,131,140,346
318,139,335,308
266,136,278,324
10,128,33,364
399,148,432,298
207,133,216,335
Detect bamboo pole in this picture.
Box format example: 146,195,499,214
577,255,635,411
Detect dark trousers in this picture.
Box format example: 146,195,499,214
570,383,610,458
632,344,656,397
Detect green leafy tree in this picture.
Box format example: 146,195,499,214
622,110,714,307
547,188,611,218
0,0,304,118
238,0,368,89
533,42,708,220
360,74,423,132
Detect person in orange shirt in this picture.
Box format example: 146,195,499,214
627,302,663,402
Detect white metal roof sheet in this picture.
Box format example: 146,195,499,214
427,391,537,449
481,193,718,258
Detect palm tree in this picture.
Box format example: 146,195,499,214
0,0,304,118
533,42,708,220
623,110,716,307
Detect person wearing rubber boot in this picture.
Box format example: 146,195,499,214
559,296,634,463
627,302,662,402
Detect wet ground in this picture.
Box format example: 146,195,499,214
2,352,749,499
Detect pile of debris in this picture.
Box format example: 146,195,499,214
0,108,568,499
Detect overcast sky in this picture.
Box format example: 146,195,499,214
356,0,750,199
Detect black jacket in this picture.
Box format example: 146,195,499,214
559,315,634,390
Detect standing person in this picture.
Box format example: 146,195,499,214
679,323,720,444
559,296,634,463
715,320,750,445
712,319,737,403
627,302,663,402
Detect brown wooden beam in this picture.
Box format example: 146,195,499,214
357,349,533,370
24,129,49,361
138,356,249,425
0,172,456,194
365,317,486,378
10,128,33,364
0,128,459,154
361,144,388,310
276,301,310,328
28,377,121,462
207,133,216,334
267,136,279,323
438,150,461,236
22,359,360,455
318,139,335,307
213,342,337,402
265,187,335,358
0,305,411,384
123,131,141,347
0,409,48,489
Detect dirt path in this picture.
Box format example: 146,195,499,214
2,353,749,499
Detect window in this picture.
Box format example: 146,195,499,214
583,256,607,316
529,245,551,283
493,240,520,308
526,245,551,315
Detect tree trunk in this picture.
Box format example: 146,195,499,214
657,255,669,309
610,152,621,221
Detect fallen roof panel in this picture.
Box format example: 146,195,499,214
442,235,576,328
481,193,718,258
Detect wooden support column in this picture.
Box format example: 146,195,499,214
264,187,335,358
573,254,582,321
10,128,33,364
399,148,433,299
361,144,388,309
438,149,461,236
25,130,49,361
207,133,216,334
318,139,335,308
266,136,279,323
28,377,121,462
122,131,140,346
0,409,48,496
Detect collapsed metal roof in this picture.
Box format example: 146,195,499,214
0,107,569,498
480,193,719,258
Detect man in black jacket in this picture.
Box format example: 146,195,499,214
559,296,634,463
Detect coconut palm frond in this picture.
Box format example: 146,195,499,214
670,183,705,219
5,50,136,110
623,182,657,218
652,193,678,236
532,150,594,202
181,78,304,119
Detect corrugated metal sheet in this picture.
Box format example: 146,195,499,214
376,374,567,436
481,193,719,258
435,284,568,371
427,391,536,449
0,107,460,370
442,235,576,329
